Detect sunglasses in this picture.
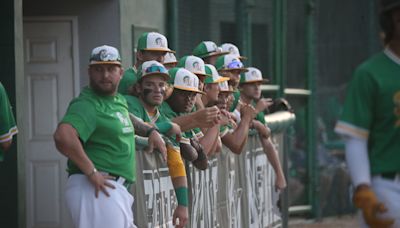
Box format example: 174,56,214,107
145,65,168,74
227,60,244,69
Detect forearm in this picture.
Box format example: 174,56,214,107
344,136,371,187
172,115,199,132
53,124,95,175
199,125,220,155
166,145,188,207
228,116,252,152
129,113,153,137
260,136,285,178
0,139,12,152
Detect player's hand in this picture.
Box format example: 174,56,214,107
192,106,220,128
275,173,287,191
172,205,189,228
147,130,167,162
252,120,269,138
87,171,116,198
241,104,256,120
255,98,273,113
353,185,394,228
167,123,182,142
218,110,231,126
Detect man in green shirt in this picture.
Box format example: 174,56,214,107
53,45,166,228
125,61,189,227
335,1,400,226
0,82,18,160
118,32,175,95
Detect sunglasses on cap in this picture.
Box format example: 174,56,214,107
145,65,168,74
227,60,244,69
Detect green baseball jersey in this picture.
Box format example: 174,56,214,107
61,87,136,182
118,67,138,95
335,50,400,174
0,82,18,161
125,95,177,145
230,90,266,124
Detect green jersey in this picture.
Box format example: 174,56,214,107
335,49,400,174
118,67,138,95
61,87,136,182
0,82,18,161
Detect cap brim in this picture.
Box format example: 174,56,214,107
240,79,267,84
174,85,206,95
142,48,176,53
90,61,121,66
219,67,248,73
163,61,178,65
219,89,234,93
140,72,170,80
194,72,212,78
206,77,230,84
202,51,230,58
238,56,248,60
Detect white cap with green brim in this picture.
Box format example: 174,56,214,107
219,81,233,93
89,45,121,65
193,41,230,58
240,67,269,84
168,67,205,94
220,43,247,60
137,60,170,81
177,55,212,78
163,52,178,64
137,32,175,53
204,64,230,84
215,54,248,72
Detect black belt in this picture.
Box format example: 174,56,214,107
69,171,132,190
381,172,399,180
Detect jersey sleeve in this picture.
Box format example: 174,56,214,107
125,95,144,119
118,68,137,95
61,99,97,143
335,67,376,139
0,83,18,143
256,111,266,124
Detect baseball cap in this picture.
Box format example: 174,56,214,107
381,0,400,12
219,81,234,93
137,32,175,53
220,43,247,60
168,67,205,94
193,41,229,59
177,55,211,79
89,45,121,66
215,54,248,72
204,64,230,84
164,52,178,65
137,60,170,81
240,67,269,84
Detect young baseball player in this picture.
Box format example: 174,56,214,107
53,45,167,228
335,0,400,226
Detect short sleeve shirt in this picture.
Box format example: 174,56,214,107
61,87,136,182
118,67,137,95
0,82,18,160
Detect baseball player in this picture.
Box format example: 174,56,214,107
125,61,189,227
334,0,400,226
118,32,174,95
193,41,229,65
238,67,287,191
0,82,18,159
53,45,167,228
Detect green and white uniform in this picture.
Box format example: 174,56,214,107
62,87,136,182
0,82,18,160
230,90,266,124
118,67,138,95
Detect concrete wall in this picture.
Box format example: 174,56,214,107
23,0,120,87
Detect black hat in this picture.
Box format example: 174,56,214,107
381,0,400,12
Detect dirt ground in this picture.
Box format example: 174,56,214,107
289,215,359,228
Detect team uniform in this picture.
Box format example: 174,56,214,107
0,82,18,160
118,67,138,95
335,48,400,225
61,86,137,228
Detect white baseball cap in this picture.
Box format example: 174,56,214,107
219,81,233,93
204,64,230,84
168,68,205,94
89,45,121,66
240,67,268,84
193,41,229,59
177,55,211,78
137,32,175,53
137,60,170,81
163,52,178,64
220,43,247,60
215,54,248,72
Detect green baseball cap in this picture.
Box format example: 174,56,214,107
89,45,121,66
215,54,248,72
168,67,205,94
137,32,175,53
177,55,212,79
137,60,170,81
220,43,247,60
240,67,268,84
204,64,230,84
193,41,229,59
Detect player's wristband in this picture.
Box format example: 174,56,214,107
87,167,97,177
175,187,188,207
145,127,158,137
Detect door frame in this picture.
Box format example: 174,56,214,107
17,16,80,228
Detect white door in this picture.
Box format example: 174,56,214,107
23,18,77,228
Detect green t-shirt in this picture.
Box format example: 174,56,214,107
125,95,177,146
61,87,136,182
118,67,137,95
0,82,18,161
230,90,266,124
336,50,400,174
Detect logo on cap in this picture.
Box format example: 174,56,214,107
192,61,201,71
155,37,165,47
183,75,192,87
